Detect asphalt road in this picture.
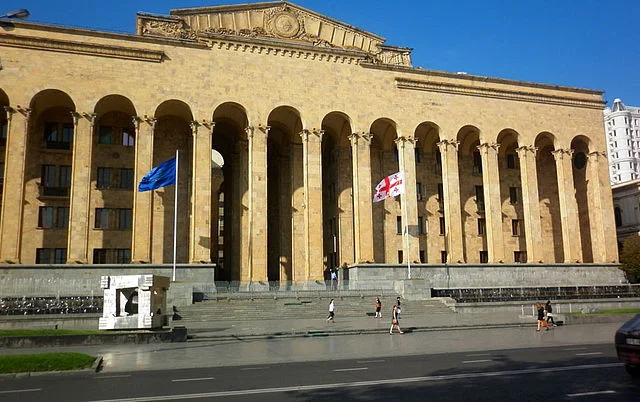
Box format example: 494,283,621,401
1,342,639,401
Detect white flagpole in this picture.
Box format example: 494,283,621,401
172,150,178,281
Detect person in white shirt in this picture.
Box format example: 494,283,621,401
327,299,335,321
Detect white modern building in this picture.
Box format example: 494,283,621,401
612,178,640,249
604,98,640,184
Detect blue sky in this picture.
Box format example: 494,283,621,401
4,0,640,107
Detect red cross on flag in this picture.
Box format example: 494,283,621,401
373,172,405,202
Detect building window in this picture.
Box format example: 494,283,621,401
93,249,108,264
514,251,527,263
41,165,71,196
479,250,488,263
416,182,423,200
478,218,486,235
506,153,518,169
415,148,421,163
512,219,521,236
418,216,425,235
0,118,7,146
441,250,447,263
439,217,446,235
95,208,110,229
475,185,484,210
509,187,519,204
393,148,399,162
118,209,133,229
122,130,135,147
437,183,444,202
44,121,73,150
396,216,402,234
419,250,425,263
38,206,69,228
116,249,131,264
435,150,442,173
119,168,134,190
398,250,403,264
98,126,113,144
36,248,67,264
97,167,112,189
615,207,622,227
473,150,483,174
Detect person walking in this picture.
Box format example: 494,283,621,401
545,300,557,327
396,296,402,319
330,270,337,291
536,302,547,331
327,299,335,322
375,297,382,318
390,304,403,334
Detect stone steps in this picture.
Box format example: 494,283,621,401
177,297,454,322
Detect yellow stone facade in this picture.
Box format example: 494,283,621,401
0,2,619,285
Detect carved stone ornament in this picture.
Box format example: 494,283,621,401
267,8,304,39
142,20,197,40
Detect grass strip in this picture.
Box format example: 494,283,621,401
0,352,96,373
0,329,104,337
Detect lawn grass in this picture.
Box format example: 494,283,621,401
0,352,96,373
567,308,640,316
0,329,104,337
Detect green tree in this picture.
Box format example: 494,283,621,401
620,236,640,283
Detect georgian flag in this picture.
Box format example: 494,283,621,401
373,172,405,202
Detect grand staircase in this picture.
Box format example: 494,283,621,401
176,294,455,324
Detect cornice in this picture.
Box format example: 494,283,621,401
394,77,606,110
203,33,368,64
0,32,166,63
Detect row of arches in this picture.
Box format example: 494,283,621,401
0,88,603,282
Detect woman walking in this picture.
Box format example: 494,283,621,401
536,302,547,331
390,305,403,334
375,297,382,318
545,300,556,327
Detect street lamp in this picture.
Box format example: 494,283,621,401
0,9,30,20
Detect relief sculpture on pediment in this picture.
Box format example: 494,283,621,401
141,20,197,40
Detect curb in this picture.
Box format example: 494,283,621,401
0,355,103,379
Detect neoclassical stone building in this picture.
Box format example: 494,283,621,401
0,2,620,289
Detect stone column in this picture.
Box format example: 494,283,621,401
348,132,374,263
587,151,619,263
437,140,464,263
246,125,268,285
67,112,96,263
236,137,249,280
0,106,30,263
189,120,214,263
478,143,505,262
516,146,543,262
131,116,156,263
300,129,324,282
395,136,420,262
552,148,583,263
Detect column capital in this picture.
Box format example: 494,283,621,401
394,136,417,147
588,150,607,160
477,142,500,153
133,115,157,130
348,132,372,147
253,124,270,136
516,145,537,157
299,128,324,142
71,112,97,126
437,139,459,152
551,148,573,161
190,120,215,134
4,105,31,117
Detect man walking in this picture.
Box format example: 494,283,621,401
327,299,335,322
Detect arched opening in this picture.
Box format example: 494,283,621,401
212,102,248,282
267,106,302,285
456,125,482,263
91,95,137,264
535,132,563,262
414,121,442,263
571,135,593,262
370,118,399,263
321,111,352,280
153,100,193,263
497,129,526,263
25,89,76,264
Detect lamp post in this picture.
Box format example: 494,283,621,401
0,9,30,20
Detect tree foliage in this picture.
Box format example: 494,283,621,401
620,236,640,283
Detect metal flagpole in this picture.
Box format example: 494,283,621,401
172,149,178,281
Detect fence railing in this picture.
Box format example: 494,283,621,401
432,285,640,303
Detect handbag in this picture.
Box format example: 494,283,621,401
392,318,398,325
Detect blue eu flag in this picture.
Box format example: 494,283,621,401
138,157,176,192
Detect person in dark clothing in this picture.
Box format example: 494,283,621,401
545,300,556,327
536,302,547,331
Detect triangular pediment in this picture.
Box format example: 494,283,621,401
136,1,412,66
